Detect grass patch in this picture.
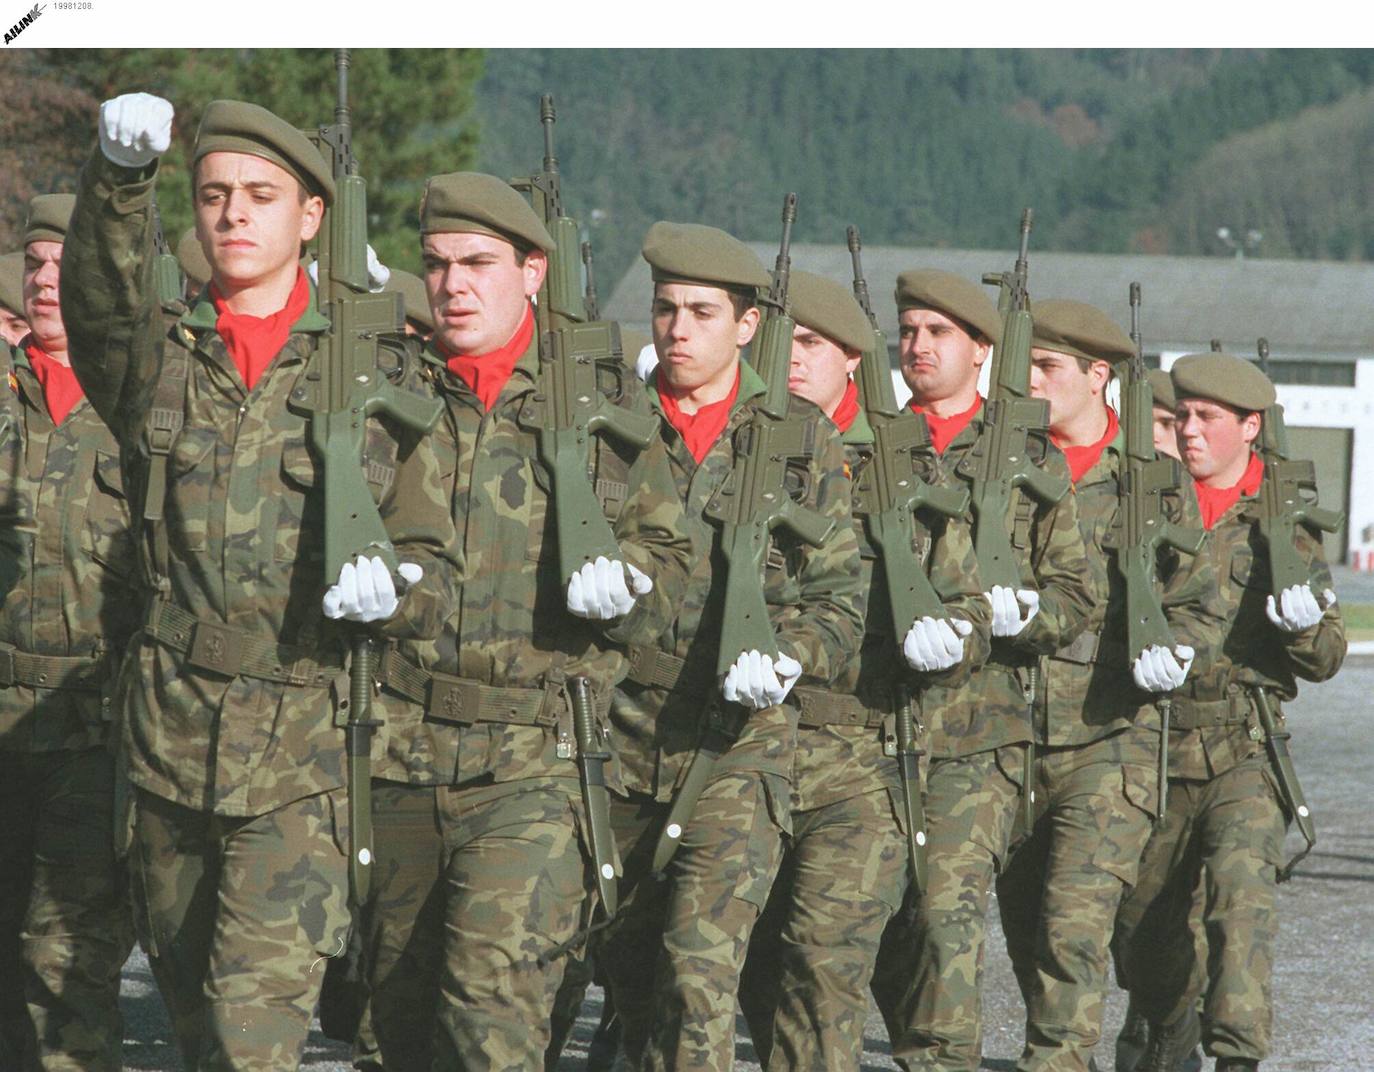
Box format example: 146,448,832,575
1344,602,1374,643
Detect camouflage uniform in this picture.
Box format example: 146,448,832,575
1113,478,1344,1065
61,150,458,1072
992,430,1224,1071
871,405,1098,1072
739,406,992,1071
601,361,864,1070
359,331,692,1072
0,342,139,1072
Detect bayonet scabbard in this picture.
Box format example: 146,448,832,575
571,677,620,915
1250,686,1315,881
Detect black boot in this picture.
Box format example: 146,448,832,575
1138,1009,1202,1072
1116,999,1150,1072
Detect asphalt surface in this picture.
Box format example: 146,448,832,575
120,657,1374,1071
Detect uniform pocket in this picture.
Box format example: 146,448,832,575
730,774,790,910
277,439,324,566
166,428,217,553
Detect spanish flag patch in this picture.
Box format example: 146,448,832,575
6,371,16,394
842,460,852,480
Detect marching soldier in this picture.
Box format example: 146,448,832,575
0,193,139,1072
993,300,1223,1071
738,269,991,1070
870,270,1098,1071
358,172,691,1071
1115,354,1345,1072
599,224,864,1070
61,93,458,1070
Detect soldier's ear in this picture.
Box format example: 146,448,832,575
735,305,761,348
522,250,548,298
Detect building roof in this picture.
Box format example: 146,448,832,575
604,244,1374,361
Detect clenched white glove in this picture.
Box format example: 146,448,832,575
721,650,802,710
634,343,660,383
99,93,174,169
307,245,390,292
322,556,422,622
1265,584,1334,633
985,585,1040,637
566,556,652,620
903,617,974,672
1131,643,1195,692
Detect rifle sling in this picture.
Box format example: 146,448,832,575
144,598,343,686
0,642,109,692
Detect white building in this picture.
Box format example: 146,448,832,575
605,244,1373,565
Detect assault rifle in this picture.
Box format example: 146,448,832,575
652,194,835,875
974,209,1068,828
706,193,836,676
1119,284,1204,819
513,94,657,588
307,49,444,903
513,94,665,915
848,226,969,889
1252,338,1344,598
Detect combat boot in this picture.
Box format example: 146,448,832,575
1115,1000,1150,1072
1137,1010,1201,1072
1214,1061,1257,1071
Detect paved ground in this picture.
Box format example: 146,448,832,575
120,657,1374,1071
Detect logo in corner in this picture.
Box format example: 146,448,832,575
4,2,43,44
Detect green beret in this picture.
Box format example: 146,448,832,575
194,99,335,203
788,270,871,353
1030,299,1134,364
176,227,211,290
1147,368,1175,411
384,269,434,332
419,172,554,253
1171,353,1276,413
641,221,770,293
0,252,23,315
24,194,75,246
894,268,1001,345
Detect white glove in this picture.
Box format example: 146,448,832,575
566,556,653,620
985,585,1040,637
307,245,390,292
1265,584,1334,633
721,650,802,710
322,556,422,622
634,343,660,383
1131,643,1195,692
99,93,174,169
902,617,974,672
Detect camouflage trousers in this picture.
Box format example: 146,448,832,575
1112,754,1287,1063
871,744,1024,1072
994,728,1158,1072
739,787,909,1071
364,777,598,1071
129,787,352,1072
0,747,133,1072
636,768,791,1072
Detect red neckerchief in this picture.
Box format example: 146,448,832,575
1053,406,1119,485
441,304,536,412
657,368,741,464
830,378,860,434
210,267,311,392
910,395,982,455
1195,451,1265,531
25,343,85,425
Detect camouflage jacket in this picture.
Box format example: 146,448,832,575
1168,476,1345,780
59,151,457,817
1038,430,1225,747
791,407,992,811
610,361,865,800
0,342,140,751
370,331,692,791
924,407,1099,759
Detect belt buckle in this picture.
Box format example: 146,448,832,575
188,622,244,677
624,643,656,687
428,677,478,725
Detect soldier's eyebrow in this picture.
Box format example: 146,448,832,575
197,179,286,195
